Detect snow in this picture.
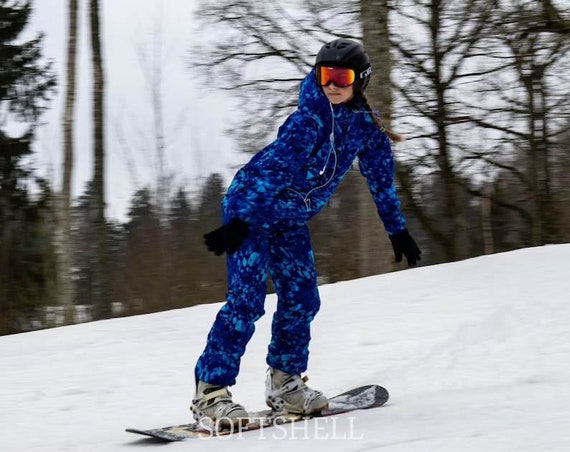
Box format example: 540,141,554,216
2,244,570,451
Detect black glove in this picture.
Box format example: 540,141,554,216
389,228,421,267
204,218,250,256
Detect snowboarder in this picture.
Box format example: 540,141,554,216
191,39,421,427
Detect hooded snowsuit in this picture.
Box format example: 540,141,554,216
195,69,406,386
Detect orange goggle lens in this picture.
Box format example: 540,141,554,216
317,66,356,88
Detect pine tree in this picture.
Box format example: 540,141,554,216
0,0,57,334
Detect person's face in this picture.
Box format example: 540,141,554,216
322,83,354,105
316,66,356,104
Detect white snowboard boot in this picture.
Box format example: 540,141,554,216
190,381,249,429
265,367,328,414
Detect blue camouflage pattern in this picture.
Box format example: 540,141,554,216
195,224,319,386
195,70,406,387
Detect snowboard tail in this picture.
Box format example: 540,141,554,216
126,384,389,441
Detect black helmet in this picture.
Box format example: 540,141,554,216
315,39,372,90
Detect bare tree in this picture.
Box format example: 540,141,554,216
56,0,79,323
390,0,570,258
131,4,183,308
390,0,497,261
466,1,570,246
526,0,570,35
357,0,397,275
89,0,107,317
190,0,360,148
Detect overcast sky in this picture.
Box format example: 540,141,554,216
28,0,244,221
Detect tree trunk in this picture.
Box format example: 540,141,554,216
430,1,461,261
89,0,107,318
361,0,393,126
359,0,395,275
481,185,494,254
57,0,78,323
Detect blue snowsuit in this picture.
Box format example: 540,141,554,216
195,70,406,386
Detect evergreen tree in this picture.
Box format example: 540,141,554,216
169,188,193,227
197,173,224,233
0,0,56,334
195,174,227,301
119,188,163,313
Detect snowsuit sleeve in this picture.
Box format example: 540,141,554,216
223,110,323,228
358,127,406,235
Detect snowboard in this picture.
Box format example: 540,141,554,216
126,384,388,442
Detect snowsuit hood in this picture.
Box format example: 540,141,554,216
297,67,335,124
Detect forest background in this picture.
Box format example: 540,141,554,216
1,0,569,335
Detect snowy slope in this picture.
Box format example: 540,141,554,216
2,244,570,451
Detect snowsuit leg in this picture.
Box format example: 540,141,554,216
195,231,270,387
266,224,321,375
194,223,320,386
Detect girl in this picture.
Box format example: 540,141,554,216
191,39,421,427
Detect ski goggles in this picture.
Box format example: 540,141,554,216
316,66,356,88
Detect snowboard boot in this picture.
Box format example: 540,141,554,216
265,367,329,415
190,381,249,429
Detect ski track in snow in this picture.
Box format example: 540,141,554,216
1,244,570,451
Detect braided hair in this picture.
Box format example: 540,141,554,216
349,87,404,143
